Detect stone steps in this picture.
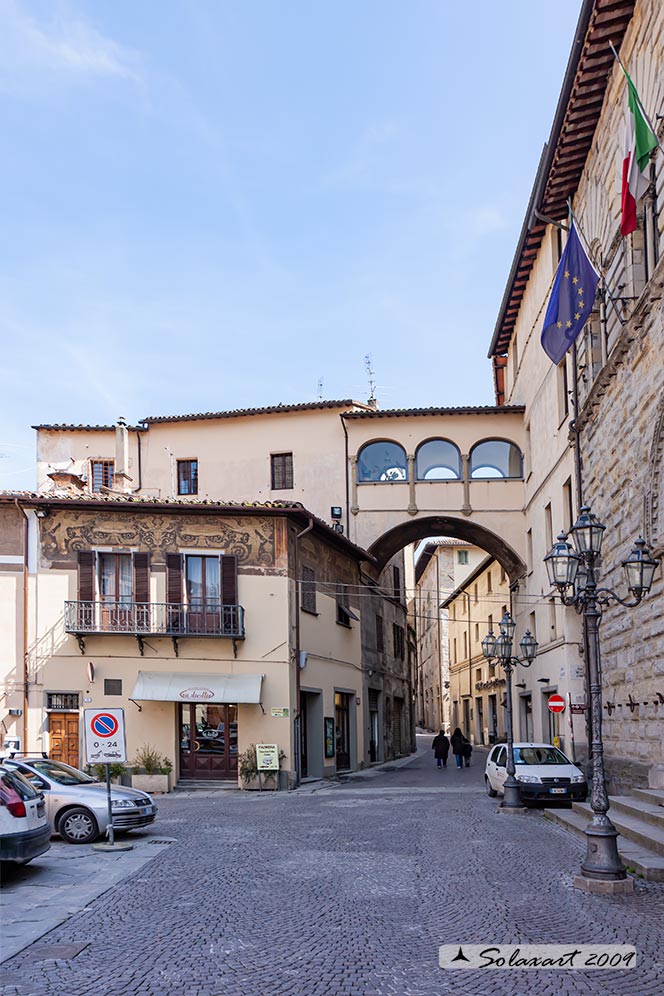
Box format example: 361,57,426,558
609,795,664,831
174,780,238,791
632,787,664,808
543,807,664,882
572,800,664,857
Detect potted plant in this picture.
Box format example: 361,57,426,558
130,745,174,794
238,744,285,791
88,762,128,785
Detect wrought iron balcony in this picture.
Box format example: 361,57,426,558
64,600,245,656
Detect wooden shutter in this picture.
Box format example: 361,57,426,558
78,551,95,601
166,553,183,604
134,553,150,603
221,555,238,605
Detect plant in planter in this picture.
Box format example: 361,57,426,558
238,744,286,790
130,744,174,794
88,762,127,784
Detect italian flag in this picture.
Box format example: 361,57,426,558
621,70,658,236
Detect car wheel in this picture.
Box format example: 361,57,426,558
58,807,99,844
485,776,498,798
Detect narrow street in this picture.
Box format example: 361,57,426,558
1,735,663,996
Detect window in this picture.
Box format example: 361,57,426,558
457,550,469,565
463,631,468,659
527,529,533,573
450,604,455,621
301,566,316,614
488,613,493,633
557,358,569,424
271,453,293,490
487,571,492,593
473,584,478,604
475,667,482,682
186,555,220,605
393,623,405,660
474,622,480,643
177,460,198,496
90,460,114,492
104,679,122,696
529,611,537,641
544,502,553,552
376,614,384,653
548,598,557,639
500,566,507,584
357,441,407,482
99,553,132,602
562,477,574,534
453,638,458,664
415,439,462,480
47,693,79,710
336,584,357,626
392,565,402,600
469,439,523,479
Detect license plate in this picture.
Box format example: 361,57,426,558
550,787,567,794
142,805,156,815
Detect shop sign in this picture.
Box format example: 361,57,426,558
324,717,335,758
256,744,279,770
179,687,215,701
271,707,289,718
570,703,587,714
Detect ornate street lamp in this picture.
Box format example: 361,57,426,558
544,506,659,890
482,610,538,811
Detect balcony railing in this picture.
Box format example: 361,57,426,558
64,600,245,640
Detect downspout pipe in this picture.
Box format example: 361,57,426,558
293,517,315,786
14,500,29,751
340,415,350,536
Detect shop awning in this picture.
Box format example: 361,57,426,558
130,671,263,704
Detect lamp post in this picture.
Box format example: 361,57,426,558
544,506,659,889
482,612,538,810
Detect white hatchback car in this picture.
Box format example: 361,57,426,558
485,742,588,804
0,765,51,865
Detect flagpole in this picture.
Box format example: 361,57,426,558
609,39,661,152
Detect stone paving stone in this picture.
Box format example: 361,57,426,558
0,748,662,995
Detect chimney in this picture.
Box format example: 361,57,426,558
367,397,379,410
114,417,133,493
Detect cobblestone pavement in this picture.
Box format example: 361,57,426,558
1,737,663,996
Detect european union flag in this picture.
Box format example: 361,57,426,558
541,224,600,365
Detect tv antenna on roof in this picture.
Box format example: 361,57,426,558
364,354,377,407
317,377,324,401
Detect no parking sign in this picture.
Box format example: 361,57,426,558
84,708,127,764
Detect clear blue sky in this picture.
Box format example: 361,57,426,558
1,0,582,489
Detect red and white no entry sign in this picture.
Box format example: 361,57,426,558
547,694,566,714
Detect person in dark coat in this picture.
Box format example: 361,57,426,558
450,727,465,769
461,735,473,767
431,730,450,768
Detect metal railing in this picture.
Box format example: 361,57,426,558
64,601,245,639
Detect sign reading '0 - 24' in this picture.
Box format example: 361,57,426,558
84,708,127,764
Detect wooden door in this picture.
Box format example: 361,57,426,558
334,693,351,770
50,713,80,768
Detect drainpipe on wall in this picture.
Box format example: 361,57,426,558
14,500,29,751
341,415,350,536
293,517,315,787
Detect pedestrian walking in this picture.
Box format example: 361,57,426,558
450,727,465,769
431,730,450,769
462,736,473,768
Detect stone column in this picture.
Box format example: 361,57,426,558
350,456,359,515
407,454,417,516
461,453,472,516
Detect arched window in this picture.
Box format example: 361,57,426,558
357,441,407,482
415,439,462,481
470,439,523,480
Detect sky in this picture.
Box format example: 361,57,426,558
1,0,583,489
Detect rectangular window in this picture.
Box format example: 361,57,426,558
500,566,506,584
473,584,479,604
450,604,455,621
488,613,493,634
376,613,384,653
301,566,317,614
393,623,405,660
47,693,79,710
474,622,480,643
463,630,468,659
336,583,352,626
104,679,122,696
557,358,569,425
562,477,574,534
529,611,537,641
271,453,293,490
487,571,492,593
544,502,553,552
177,460,198,496
90,460,114,492
392,565,402,600
99,553,133,602
457,550,469,565
453,637,458,664
527,529,533,573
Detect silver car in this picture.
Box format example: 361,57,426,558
3,757,157,844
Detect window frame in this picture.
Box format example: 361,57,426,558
177,459,199,496
90,459,114,493
271,452,294,491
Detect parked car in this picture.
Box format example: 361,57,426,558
3,757,157,844
0,764,52,865
484,742,588,804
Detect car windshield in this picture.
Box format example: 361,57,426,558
513,747,570,765
27,760,97,785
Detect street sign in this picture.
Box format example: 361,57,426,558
547,694,566,714
84,708,127,764
570,703,587,714
256,744,279,771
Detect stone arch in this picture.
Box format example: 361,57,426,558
367,514,526,581
469,438,523,479
415,438,462,480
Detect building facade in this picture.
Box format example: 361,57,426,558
0,492,369,786
489,0,664,787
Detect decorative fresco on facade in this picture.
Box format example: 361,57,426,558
39,511,276,567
